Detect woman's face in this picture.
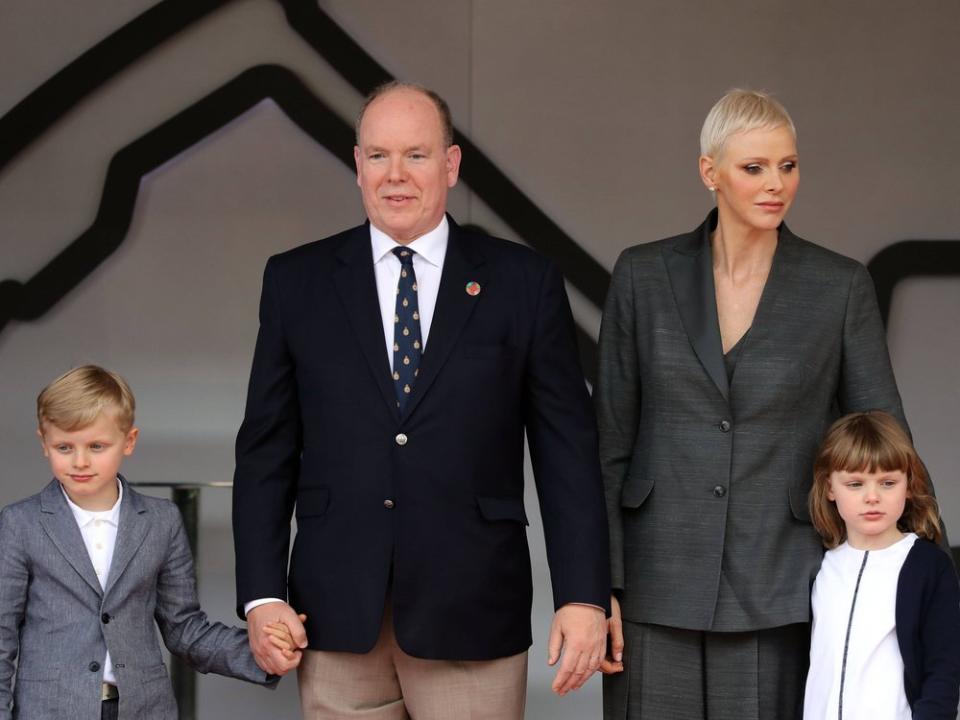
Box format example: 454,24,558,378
702,125,799,234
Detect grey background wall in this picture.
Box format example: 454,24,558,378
1,1,958,718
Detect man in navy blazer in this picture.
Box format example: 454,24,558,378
233,81,610,718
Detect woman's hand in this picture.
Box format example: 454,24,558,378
599,594,625,674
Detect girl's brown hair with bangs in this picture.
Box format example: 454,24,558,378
809,411,941,548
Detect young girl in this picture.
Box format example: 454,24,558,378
804,411,960,720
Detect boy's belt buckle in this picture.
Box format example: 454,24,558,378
101,683,119,701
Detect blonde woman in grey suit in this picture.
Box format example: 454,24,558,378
596,90,909,719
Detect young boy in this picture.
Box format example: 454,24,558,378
0,366,295,719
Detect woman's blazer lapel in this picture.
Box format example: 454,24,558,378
662,212,730,402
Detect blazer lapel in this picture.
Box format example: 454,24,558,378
728,223,795,372
38,479,103,597
401,218,488,420
663,210,730,401
103,476,149,597
332,224,401,418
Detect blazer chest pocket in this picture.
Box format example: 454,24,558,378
296,487,330,519
621,474,654,508
463,343,517,360
476,495,529,525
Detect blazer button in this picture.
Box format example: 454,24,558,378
101,613,111,624
383,499,395,509
718,419,731,432
395,433,408,446
89,661,101,672
712,485,727,498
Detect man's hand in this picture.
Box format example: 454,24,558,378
247,601,308,675
599,594,624,675
547,603,607,695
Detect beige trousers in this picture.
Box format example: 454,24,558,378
298,605,528,720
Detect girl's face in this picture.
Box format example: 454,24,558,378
827,468,909,550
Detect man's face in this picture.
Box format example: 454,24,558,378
354,88,461,244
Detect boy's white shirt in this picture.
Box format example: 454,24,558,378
60,478,122,685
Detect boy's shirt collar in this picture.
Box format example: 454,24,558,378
60,476,123,527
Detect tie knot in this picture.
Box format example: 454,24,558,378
392,247,416,266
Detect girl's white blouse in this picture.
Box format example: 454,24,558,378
803,533,917,720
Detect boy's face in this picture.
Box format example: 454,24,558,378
38,410,138,511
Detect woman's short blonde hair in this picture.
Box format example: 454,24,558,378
809,411,942,549
700,89,796,158
37,365,136,433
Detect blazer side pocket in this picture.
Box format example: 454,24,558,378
295,487,330,519
621,474,654,508
788,480,812,523
476,495,529,525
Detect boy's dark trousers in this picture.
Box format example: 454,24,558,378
101,698,118,720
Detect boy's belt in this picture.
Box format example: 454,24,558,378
101,683,119,701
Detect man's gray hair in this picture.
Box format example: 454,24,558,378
355,81,455,148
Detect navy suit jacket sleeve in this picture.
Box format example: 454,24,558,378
233,257,302,615
524,261,610,612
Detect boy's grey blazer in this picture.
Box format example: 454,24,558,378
597,211,908,632
0,477,273,720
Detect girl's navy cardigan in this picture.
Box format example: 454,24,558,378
896,538,960,720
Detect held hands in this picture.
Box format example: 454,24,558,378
547,603,608,695
264,614,308,659
599,594,624,675
247,601,308,675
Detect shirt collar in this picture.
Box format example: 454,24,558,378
370,215,448,268
61,477,123,528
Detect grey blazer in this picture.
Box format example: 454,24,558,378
596,210,907,632
0,477,274,720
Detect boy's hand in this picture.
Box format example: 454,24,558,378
247,602,307,675
263,614,307,660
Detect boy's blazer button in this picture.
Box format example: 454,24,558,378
718,419,731,432
395,433,408,446
101,613,111,624
383,499,395,509
712,485,727,498
89,661,101,672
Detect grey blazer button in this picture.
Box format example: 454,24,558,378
89,661,101,672
383,499,395,509
101,613,110,624
395,433,408,446
718,419,731,432
712,485,727,498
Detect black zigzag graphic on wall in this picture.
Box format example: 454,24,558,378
1,0,958,382
0,0,606,379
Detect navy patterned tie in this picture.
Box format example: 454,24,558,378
391,247,422,411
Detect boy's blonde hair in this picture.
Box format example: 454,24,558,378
700,88,796,159
809,411,941,548
37,365,136,433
